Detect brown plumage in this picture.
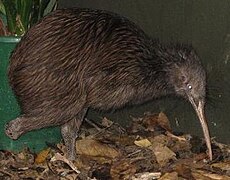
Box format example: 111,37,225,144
5,8,212,160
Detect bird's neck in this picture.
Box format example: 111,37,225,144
140,41,179,98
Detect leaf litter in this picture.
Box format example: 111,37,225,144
0,112,229,180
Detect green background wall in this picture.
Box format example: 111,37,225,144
59,0,230,144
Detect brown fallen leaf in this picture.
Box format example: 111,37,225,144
73,155,94,172
158,112,172,132
174,163,195,179
169,137,192,154
142,112,172,132
192,169,230,180
132,172,161,180
142,113,159,132
159,172,178,180
193,153,209,161
90,164,111,180
76,139,120,158
128,116,146,134
111,158,137,179
1,112,229,179
134,139,152,148
150,142,176,167
15,148,35,166
149,134,170,145
113,135,136,146
101,117,114,127
35,148,51,164
98,134,136,147
51,152,80,174
211,161,230,172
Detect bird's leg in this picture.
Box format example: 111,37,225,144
5,115,64,140
61,108,88,160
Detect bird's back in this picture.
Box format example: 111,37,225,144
8,8,159,113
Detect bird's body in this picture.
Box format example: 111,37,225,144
5,8,212,160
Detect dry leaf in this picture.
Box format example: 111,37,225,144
212,161,230,172
35,148,51,164
142,112,171,132
158,112,172,132
192,170,230,180
149,134,169,146
101,117,113,127
170,138,191,153
193,153,208,161
132,172,161,180
73,155,93,171
174,163,194,179
128,120,146,133
1,112,229,179
51,153,80,174
114,135,136,146
142,113,159,132
150,142,176,167
134,139,152,148
76,139,119,158
111,159,137,179
17,152,27,160
159,172,178,180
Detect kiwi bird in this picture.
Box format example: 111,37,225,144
5,8,212,160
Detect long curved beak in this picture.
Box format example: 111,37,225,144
188,96,212,160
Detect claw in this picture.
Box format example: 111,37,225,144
5,118,24,140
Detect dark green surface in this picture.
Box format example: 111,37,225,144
0,37,61,152
60,0,230,144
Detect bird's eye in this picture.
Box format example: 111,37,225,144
187,84,192,90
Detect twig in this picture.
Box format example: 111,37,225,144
127,149,142,158
87,120,114,138
35,166,50,180
132,172,161,180
46,159,59,176
212,139,230,151
166,131,187,141
0,169,14,178
84,118,102,131
51,153,80,174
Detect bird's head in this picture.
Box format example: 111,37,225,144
166,46,212,160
